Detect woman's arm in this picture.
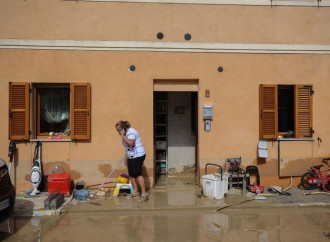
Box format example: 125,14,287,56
120,129,135,147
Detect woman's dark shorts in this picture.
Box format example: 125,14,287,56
127,154,146,178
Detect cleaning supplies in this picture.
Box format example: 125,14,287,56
74,189,90,200
113,186,120,196
76,180,85,190
91,155,126,197
117,176,129,184
30,141,42,195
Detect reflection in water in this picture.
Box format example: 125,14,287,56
0,207,329,241
31,218,41,241
202,213,228,240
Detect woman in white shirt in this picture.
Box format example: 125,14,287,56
115,120,148,202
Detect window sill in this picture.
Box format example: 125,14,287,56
277,138,314,141
30,139,72,142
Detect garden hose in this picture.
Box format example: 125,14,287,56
254,193,277,197
215,193,276,211
216,176,293,212
283,176,292,191
303,191,330,196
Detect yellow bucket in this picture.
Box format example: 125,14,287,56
117,176,129,184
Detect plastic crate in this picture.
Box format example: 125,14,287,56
48,173,71,197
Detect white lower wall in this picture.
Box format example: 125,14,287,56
168,92,196,174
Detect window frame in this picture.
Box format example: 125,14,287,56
34,83,71,139
9,82,91,141
259,84,313,140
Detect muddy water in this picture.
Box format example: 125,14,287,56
1,207,329,241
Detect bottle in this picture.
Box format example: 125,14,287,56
113,187,120,196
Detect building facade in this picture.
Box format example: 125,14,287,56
1,0,330,191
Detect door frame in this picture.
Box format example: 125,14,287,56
153,80,199,187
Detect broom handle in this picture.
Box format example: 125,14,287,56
93,155,126,195
86,181,113,188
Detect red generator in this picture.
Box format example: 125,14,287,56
48,173,71,197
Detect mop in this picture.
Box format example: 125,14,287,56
82,155,126,200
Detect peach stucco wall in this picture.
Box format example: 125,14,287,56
0,0,329,44
0,0,329,191
1,50,330,190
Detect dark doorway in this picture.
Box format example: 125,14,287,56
154,91,198,187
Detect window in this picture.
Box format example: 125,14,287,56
36,84,70,137
9,82,91,141
259,84,313,139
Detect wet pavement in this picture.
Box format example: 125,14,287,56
7,176,330,216
1,176,329,241
1,207,329,241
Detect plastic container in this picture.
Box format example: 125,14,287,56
117,176,129,184
201,173,226,199
75,180,85,190
48,173,71,197
222,175,228,194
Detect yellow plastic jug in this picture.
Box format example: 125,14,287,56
117,176,129,184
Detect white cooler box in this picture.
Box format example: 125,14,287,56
201,173,228,200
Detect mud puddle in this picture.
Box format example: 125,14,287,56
1,207,329,241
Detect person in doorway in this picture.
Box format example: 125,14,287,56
115,120,148,202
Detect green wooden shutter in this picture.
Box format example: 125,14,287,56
295,85,313,138
71,83,91,140
9,82,30,140
260,84,278,139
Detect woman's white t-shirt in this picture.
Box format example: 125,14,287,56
122,127,146,159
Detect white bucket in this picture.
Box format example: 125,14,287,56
222,175,228,194
201,173,226,200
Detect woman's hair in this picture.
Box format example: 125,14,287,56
115,120,131,130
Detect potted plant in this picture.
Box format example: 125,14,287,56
284,130,294,138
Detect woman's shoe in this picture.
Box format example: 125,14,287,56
138,193,149,202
